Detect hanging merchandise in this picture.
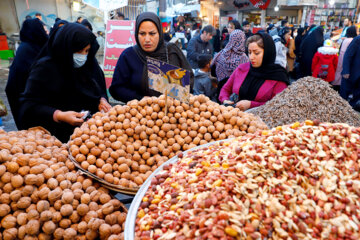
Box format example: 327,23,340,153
248,0,271,10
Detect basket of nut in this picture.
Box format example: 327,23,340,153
68,95,267,194
127,121,360,240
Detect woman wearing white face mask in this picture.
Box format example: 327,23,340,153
19,23,110,142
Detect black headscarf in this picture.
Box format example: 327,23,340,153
49,20,68,36
81,19,93,31
133,12,193,96
279,27,291,44
239,32,289,101
346,25,357,38
48,23,103,101
20,18,48,48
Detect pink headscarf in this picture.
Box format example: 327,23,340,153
212,29,249,81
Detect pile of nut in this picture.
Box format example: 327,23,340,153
135,121,360,239
248,77,360,128
69,95,267,189
0,128,126,240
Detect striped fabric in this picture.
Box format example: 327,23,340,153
117,0,146,20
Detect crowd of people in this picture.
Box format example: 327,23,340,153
5,11,360,142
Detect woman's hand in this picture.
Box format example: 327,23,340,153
236,100,251,111
223,100,234,105
99,97,112,112
343,74,350,79
55,111,84,126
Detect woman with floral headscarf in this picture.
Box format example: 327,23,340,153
211,29,249,94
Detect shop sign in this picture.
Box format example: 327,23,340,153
103,20,136,88
83,0,128,11
147,58,191,103
298,0,319,5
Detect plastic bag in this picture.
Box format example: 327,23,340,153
0,98,7,117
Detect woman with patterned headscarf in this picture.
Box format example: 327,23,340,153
211,30,249,87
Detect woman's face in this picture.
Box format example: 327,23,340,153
138,21,159,52
228,23,234,34
76,44,91,55
248,42,264,68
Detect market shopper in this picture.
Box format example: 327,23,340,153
19,23,110,142
219,32,289,111
187,25,215,69
109,12,193,103
242,20,253,39
6,18,49,129
81,19,93,31
193,54,217,101
223,20,242,47
333,26,357,91
287,28,296,75
339,18,351,42
298,26,324,77
340,35,360,110
49,19,68,36
311,39,338,82
273,27,291,69
211,30,249,88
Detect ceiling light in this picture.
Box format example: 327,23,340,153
274,6,279,11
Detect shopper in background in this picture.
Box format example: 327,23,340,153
81,19,93,31
287,27,296,76
115,11,125,20
50,19,68,36
212,29,249,91
242,20,253,39
281,20,289,28
19,23,110,142
340,34,360,109
273,27,291,69
339,18,351,42
219,32,289,111
6,18,49,129
311,39,338,82
191,24,200,38
223,20,242,47
193,54,218,102
109,12,193,102
187,25,215,69
76,16,83,24
35,13,42,21
333,25,358,91
212,25,221,53
299,26,324,77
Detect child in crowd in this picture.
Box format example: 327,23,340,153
312,39,338,82
193,54,218,101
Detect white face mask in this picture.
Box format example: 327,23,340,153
294,32,298,38
73,53,87,68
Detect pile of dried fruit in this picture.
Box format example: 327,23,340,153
0,128,126,240
248,77,360,128
135,121,360,239
69,95,267,188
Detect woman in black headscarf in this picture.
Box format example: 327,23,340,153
109,12,193,103
81,19,93,31
19,23,110,142
298,26,324,77
219,32,289,111
49,19,68,36
6,18,48,129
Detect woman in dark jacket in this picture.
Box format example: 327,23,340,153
5,18,48,129
50,19,68,36
340,35,360,110
294,27,304,57
19,23,110,142
109,12,193,103
299,26,324,77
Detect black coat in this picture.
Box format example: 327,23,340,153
19,23,107,142
299,26,324,77
6,18,48,129
213,29,221,53
187,35,213,69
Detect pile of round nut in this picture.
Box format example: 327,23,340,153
0,128,126,240
135,121,360,240
69,95,267,189
248,77,360,128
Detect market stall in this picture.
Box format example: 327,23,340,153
0,75,360,239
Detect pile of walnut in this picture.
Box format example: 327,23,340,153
69,95,267,189
0,128,126,240
135,121,360,240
